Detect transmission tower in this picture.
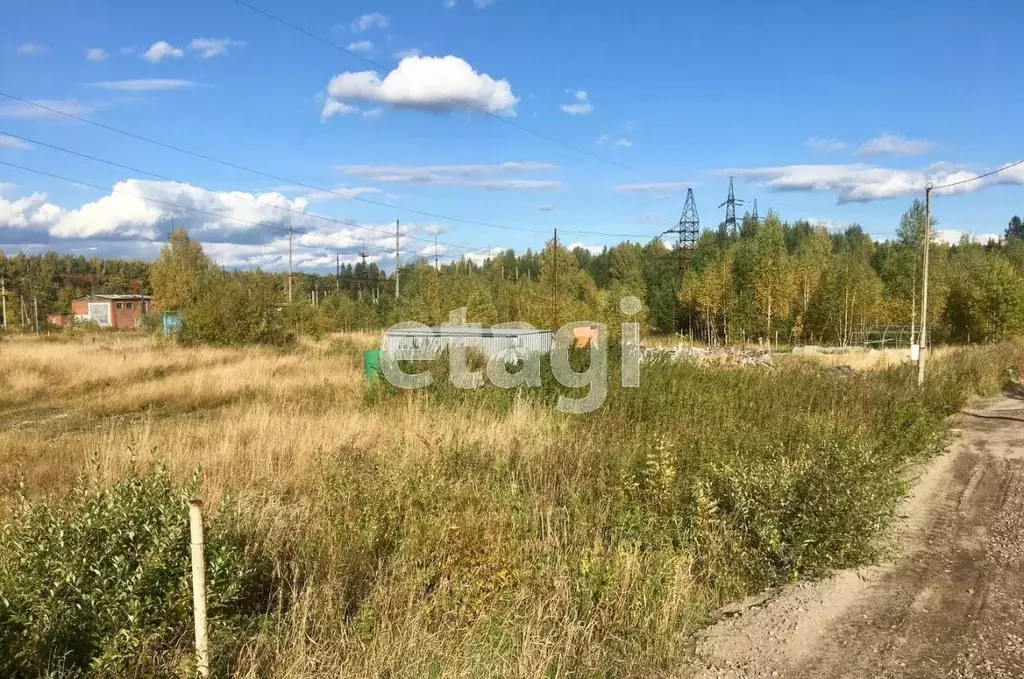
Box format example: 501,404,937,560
718,177,744,237
659,188,701,335
662,188,701,250
751,198,759,223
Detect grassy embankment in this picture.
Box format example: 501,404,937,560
0,333,1021,677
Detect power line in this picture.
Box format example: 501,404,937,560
930,158,1024,190
229,0,665,183
0,159,482,261
0,92,652,240
0,130,479,253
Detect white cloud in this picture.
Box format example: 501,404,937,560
0,183,16,198
806,137,846,151
613,182,690,194
567,241,602,256
17,43,49,55
362,107,383,120
499,161,559,172
347,40,374,53
803,217,854,233
474,179,561,190
0,135,32,150
188,38,245,59
0,99,101,119
723,161,1020,204
560,90,593,115
856,133,934,157
420,243,446,258
301,185,382,202
0,181,325,240
86,79,198,91
537,204,557,212
933,229,1001,246
420,223,448,235
616,138,632,148
393,48,422,60
320,99,358,120
322,55,518,118
0,193,66,231
444,0,496,7
597,134,611,145
142,41,184,63
85,48,109,62
338,162,560,189
351,12,390,32
119,46,136,55
991,161,1024,187
463,246,503,265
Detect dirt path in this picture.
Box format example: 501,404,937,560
691,392,1024,679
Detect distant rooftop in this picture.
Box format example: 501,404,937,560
80,294,153,300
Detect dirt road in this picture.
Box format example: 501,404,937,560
692,391,1024,679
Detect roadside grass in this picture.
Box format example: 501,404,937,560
0,334,1021,677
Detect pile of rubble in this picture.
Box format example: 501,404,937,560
641,345,773,367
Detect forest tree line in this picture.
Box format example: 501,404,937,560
2,205,1023,345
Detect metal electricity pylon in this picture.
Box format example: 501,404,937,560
718,177,744,237
662,188,700,250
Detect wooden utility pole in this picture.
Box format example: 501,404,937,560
918,184,932,386
287,226,294,303
553,228,559,327
189,501,210,678
1,278,7,330
394,219,401,299
33,296,39,335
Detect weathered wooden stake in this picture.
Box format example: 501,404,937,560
189,500,210,678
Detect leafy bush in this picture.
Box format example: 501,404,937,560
0,468,277,677
180,276,294,348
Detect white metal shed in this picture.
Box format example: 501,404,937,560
382,326,553,360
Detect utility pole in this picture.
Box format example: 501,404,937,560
358,242,368,301
287,226,294,303
553,228,559,327
1,278,7,331
33,296,39,335
394,219,401,300
336,253,341,292
917,184,932,386
434,233,439,271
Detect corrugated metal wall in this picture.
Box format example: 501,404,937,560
383,329,553,360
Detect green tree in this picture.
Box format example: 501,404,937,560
1006,215,1024,242
752,212,793,338
149,229,214,311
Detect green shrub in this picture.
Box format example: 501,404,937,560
0,468,277,677
180,276,293,348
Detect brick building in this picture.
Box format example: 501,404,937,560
71,294,154,329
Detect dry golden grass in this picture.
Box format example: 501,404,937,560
0,332,560,500
790,346,956,371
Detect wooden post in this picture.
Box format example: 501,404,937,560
189,501,210,678
918,184,932,386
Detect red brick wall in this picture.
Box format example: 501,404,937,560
71,299,90,316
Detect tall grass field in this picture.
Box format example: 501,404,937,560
0,333,1021,677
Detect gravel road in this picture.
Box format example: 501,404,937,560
691,392,1024,679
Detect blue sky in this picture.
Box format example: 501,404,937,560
2,0,1023,271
